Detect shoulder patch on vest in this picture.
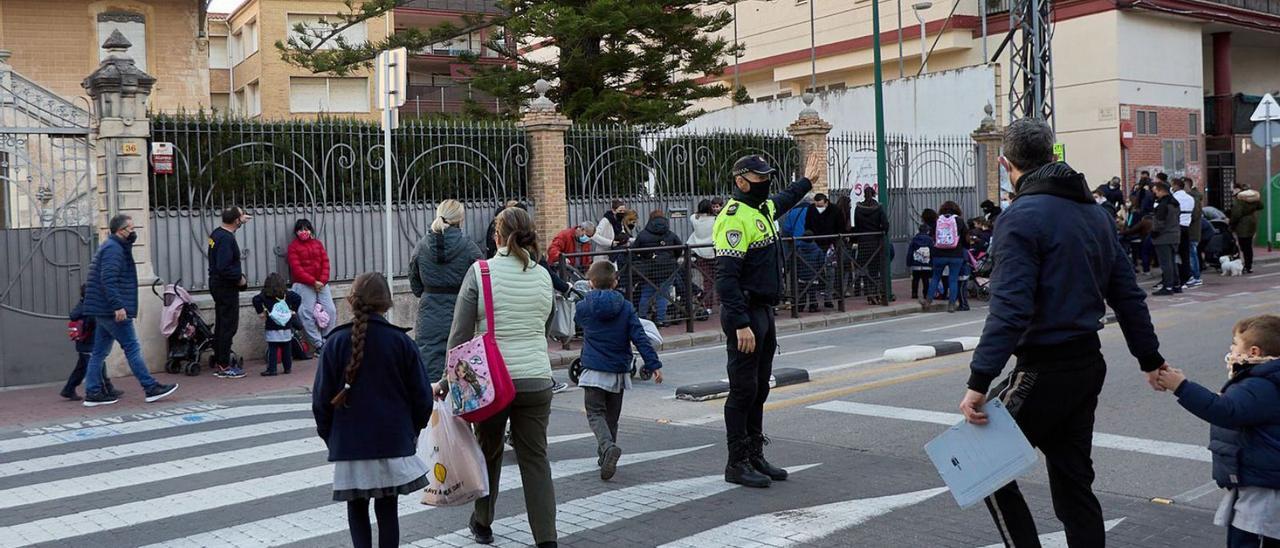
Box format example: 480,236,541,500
726,230,742,248
725,203,739,216
756,219,768,232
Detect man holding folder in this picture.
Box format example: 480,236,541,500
959,118,1170,547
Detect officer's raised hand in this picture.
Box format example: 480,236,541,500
803,151,825,185
736,326,756,354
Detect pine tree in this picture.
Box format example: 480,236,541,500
275,0,740,127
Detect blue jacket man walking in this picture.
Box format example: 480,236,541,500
81,214,178,407
958,119,1168,547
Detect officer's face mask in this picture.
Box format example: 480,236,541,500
739,175,771,202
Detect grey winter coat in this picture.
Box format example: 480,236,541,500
409,226,483,383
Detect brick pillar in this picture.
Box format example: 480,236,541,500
83,31,164,374
971,104,1004,202
518,80,572,247
787,93,833,194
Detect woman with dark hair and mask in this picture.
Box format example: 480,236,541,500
288,218,338,351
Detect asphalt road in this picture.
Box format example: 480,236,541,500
2,263,1277,546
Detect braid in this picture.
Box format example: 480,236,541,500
330,301,372,407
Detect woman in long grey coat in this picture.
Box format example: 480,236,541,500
409,199,483,383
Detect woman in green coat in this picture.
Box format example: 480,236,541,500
1229,185,1265,273
408,199,483,383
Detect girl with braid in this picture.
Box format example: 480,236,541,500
313,272,432,548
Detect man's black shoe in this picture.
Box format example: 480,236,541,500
470,522,494,545
749,436,789,481
725,459,771,488
144,383,179,403
106,385,124,398
83,391,119,407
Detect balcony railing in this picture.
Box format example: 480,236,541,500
985,0,1280,16
397,0,506,15
401,84,504,115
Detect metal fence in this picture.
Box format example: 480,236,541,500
564,125,800,236
553,232,888,336
148,117,527,289
827,133,980,241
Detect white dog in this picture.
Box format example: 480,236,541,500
1221,256,1245,276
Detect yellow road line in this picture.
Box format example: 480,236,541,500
764,365,967,412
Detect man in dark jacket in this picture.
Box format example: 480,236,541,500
81,214,179,407
713,153,819,488
209,206,251,379
960,119,1168,547
1152,182,1183,295
853,187,891,303
634,210,683,326
805,193,844,250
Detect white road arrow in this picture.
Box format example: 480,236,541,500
658,487,948,547
977,518,1125,548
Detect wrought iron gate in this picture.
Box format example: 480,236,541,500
0,65,95,387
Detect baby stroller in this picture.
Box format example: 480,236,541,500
567,318,663,385
1203,218,1237,272
965,250,994,302
155,279,242,377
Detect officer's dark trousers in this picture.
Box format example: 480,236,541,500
723,304,777,457
983,352,1107,548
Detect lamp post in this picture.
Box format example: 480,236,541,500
809,0,817,92
898,0,904,78
912,1,932,74
871,0,891,301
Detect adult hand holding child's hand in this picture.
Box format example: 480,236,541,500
1156,368,1186,392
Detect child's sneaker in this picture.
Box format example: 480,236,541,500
82,391,119,407
60,389,81,401
600,445,622,481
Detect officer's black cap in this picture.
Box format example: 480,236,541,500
731,155,776,178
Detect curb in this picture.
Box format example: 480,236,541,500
548,301,936,368
674,368,810,402
883,337,980,363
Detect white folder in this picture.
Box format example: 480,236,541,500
923,399,1039,508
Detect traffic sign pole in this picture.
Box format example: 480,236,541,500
1250,93,1279,249
384,57,394,281
1268,101,1273,250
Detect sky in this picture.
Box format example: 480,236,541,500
207,0,246,14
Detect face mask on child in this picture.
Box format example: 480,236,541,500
297,230,312,241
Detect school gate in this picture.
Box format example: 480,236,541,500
0,62,96,387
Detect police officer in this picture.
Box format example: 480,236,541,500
714,153,823,488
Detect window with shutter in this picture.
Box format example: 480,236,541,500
290,78,328,112
328,78,370,112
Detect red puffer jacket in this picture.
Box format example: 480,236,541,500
288,237,331,286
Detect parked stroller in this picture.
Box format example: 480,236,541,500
567,318,663,385
155,279,241,377
965,250,994,302
1203,218,1238,272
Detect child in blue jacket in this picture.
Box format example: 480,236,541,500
61,284,120,401
1157,314,1280,548
907,225,934,300
575,260,663,481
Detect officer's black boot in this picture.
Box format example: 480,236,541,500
748,435,789,481
725,438,771,488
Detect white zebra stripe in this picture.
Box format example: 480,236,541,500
408,463,822,547
0,437,325,511
136,444,710,548
0,403,310,454
657,487,947,547
0,419,314,479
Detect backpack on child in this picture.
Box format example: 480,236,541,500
935,215,961,250
269,299,293,327
67,319,93,343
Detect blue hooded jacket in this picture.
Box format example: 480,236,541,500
82,235,139,318
575,289,662,374
968,163,1164,393
1175,359,1280,489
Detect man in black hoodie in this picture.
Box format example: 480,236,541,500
959,119,1168,547
634,209,682,326
209,206,250,379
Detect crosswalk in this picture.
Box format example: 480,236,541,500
0,394,1215,547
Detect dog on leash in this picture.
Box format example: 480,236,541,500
1221,256,1245,277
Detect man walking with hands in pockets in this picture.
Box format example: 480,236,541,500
713,152,823,488
958,118,1170,547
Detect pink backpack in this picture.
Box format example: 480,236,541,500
445,261,515,423
935,215,960,250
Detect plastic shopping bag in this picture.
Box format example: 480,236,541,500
549,293,575,340
420,404,489,507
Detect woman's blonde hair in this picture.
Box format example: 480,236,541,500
431,199,464,233
494,207,540,270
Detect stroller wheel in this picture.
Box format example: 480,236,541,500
165,359,182,375
568,358,583,385
183,361,201,377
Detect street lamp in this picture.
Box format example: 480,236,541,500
912,1,932,74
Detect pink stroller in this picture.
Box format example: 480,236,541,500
154,279,225,376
